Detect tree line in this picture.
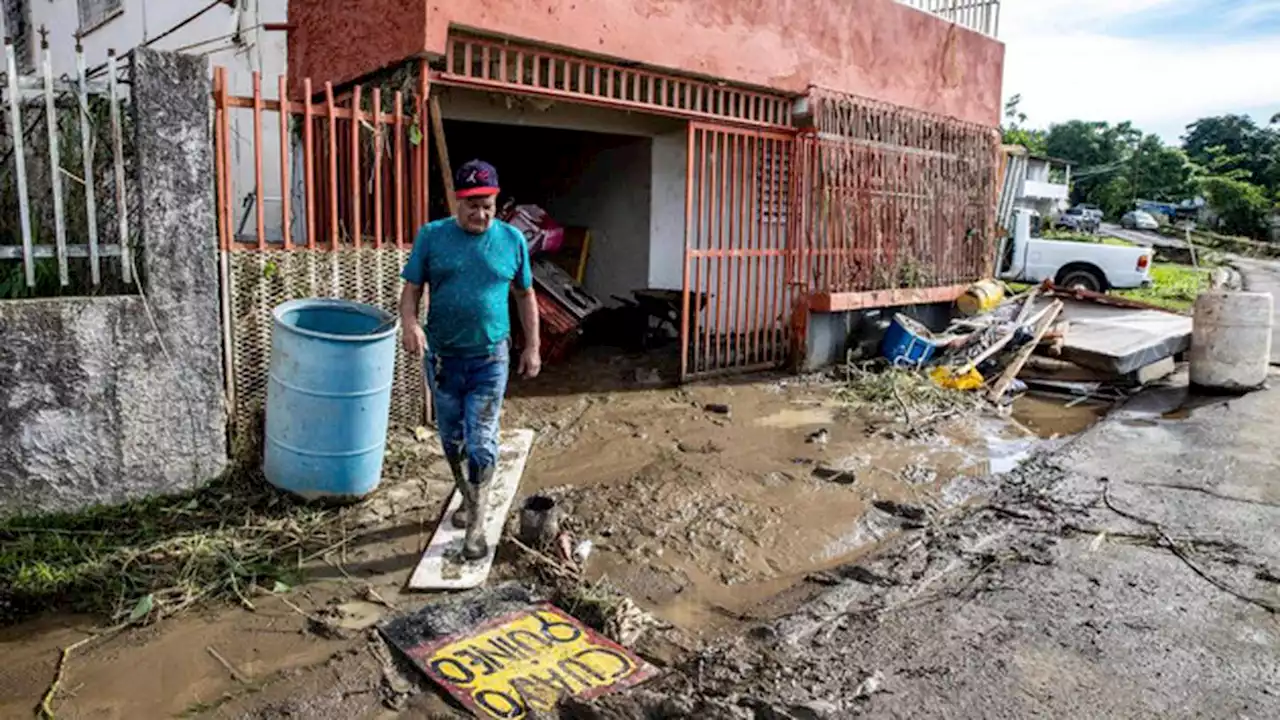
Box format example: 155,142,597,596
1003,95,1280,240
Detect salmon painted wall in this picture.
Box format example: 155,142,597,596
289,0,1004,127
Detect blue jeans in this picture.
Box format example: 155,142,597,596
425,340,510,482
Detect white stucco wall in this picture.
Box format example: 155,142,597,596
649,130,687,291
546,138,653,302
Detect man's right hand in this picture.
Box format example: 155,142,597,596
403,324,426,356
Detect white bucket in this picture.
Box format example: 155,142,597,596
1189,291,1274,391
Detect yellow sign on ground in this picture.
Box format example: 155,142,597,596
401,603,656,718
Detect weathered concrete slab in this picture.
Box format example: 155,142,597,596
0,50,226,516
1052,298,1193,375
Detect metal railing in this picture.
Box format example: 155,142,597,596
896,0,1001,37
438,34,795,130
1,35,134,296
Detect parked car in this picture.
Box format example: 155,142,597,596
1055,207,1100,233
998,209,1153,293
1121,210,1160,231
1073,204,1104,223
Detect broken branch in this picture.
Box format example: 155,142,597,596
1099,479,1280,614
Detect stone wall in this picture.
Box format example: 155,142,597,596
0,49,226,516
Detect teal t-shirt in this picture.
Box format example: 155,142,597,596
401,218,533,357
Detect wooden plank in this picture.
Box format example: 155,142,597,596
988,300,1063,401
408,429,535,591
428,95,456,216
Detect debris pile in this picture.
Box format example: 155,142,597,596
865,279,1194,412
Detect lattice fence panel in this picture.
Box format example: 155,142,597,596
227,247,423,459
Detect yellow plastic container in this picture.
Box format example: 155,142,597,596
957,279,1005,317
930,366,984,391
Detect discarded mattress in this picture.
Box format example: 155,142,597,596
1048,298,1193,375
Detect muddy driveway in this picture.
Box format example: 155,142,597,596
0,350,1105,718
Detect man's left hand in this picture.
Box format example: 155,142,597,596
518,347,542,379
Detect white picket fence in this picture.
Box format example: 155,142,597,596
1,35,131,290
896,0,1002,37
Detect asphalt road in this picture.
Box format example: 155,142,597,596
1100,222,1188,250
1233,256,1280,365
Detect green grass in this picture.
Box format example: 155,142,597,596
0,468,344,625
1115,263,1211,313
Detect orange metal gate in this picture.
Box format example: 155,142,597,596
681,122,799,380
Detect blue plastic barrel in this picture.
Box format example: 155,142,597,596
880,314,937,367
264,299,399,500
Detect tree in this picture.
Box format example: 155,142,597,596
1196,175,1272,238
1183,115,1280,191
1001,94,1046,154
1128,134,1191,202
1043,120,1139,210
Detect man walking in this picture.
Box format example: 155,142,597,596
399,159,541,561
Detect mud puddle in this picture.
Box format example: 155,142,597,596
507,365,1089,640
0,602,352,718
1012,393,1112,438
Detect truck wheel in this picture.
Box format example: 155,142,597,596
1056,264,1107,293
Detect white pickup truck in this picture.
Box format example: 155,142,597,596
997,209,1153,292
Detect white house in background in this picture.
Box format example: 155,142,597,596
3,0,289,239
1017,154,1073,217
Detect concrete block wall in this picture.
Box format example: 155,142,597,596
0,49,227,517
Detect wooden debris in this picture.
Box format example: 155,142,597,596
988,300,1064,401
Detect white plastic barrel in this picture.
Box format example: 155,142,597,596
1189,291,1274,391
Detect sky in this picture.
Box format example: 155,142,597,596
999,0,1280,145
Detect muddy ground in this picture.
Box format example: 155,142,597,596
0,347,1109,719
580,371,1280,719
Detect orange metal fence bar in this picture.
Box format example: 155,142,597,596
325,82,339,251
303,77,316,249
214,68,421,253
372,87,383,249
394,92,405,248
278,75,291,249
251,72,266,249
214,67,230,251
350,85,362,248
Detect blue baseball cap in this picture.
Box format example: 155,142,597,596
455,159,500,198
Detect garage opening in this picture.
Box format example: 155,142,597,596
424,92,696,384
429,119,656,305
